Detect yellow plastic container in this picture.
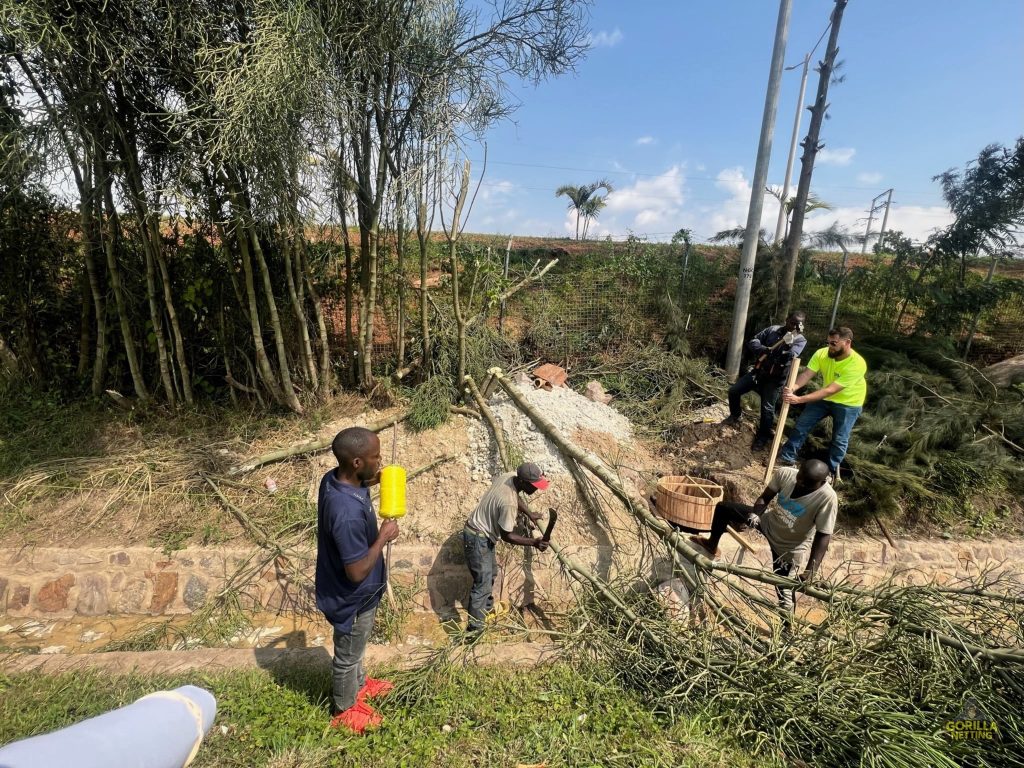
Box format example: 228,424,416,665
379,465,407,519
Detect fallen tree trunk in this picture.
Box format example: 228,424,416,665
492,370,765,649
463,375,509,469
493,368,1024,665
982,354,1024,388
227,412,409,475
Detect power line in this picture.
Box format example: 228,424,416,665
471,158,947,201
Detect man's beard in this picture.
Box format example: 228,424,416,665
827,348,842,358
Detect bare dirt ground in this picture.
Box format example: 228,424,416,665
1,383,671,557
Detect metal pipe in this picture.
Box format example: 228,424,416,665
828,245,849,330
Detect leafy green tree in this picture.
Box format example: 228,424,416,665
933,138,1024,284
555,179,613,240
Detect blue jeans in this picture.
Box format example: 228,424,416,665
779,400,862,473
331,605,376,712
728,371,784,442
463,528,496,631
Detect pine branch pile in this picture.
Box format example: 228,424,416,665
834,337,1024,529
575,343,726,438
447,373,1024,768
562,562,1023,768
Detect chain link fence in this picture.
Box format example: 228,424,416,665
517,250,1024,366
324,248,1024,371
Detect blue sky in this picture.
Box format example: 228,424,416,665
465,0,1024,245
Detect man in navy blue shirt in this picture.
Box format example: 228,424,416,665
316,426,399,734
721,311,807,451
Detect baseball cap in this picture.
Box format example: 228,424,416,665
516,462,550,490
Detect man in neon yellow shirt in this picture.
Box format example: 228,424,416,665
778,326,867,477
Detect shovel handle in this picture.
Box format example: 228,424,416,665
385,541,397,607
726,525,756,554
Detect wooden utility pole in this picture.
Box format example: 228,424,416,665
778,0,848,319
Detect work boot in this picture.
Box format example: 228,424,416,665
751,437,769,451
719,414,741,427
357,677,394,701
461,626,483,645
330,701,382,734
688,535,721,559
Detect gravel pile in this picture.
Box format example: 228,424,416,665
467,382,633,482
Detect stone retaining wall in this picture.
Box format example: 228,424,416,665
2,536,1022,619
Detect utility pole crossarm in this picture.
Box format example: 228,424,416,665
862,188,894,253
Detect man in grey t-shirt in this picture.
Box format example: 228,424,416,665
463,463,551,636
690,460,836,618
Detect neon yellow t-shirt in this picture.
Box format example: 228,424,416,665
806,347,867,407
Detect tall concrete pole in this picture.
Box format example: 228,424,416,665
725,0,793,380
773,55,810,245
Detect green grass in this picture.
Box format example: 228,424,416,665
0,664,769,767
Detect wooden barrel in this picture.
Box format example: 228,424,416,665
655,475,723,531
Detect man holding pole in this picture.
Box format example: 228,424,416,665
690,459,836,620
463,462,551,638
316,427,399,734
777,326,867,478
721,311,807,450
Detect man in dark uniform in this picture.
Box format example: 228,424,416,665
721,311,806,450
316,427,399,734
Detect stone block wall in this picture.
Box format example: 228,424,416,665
2,536,1021,620
711,536,1024,588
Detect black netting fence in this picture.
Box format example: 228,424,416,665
323,246,1024,372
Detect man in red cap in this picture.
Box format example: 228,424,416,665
462,462,550,636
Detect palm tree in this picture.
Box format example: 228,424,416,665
556,179,614,240
810,223,861,329
767,186,833,243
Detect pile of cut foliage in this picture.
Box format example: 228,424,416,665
563,563,1023,768
407,380,1024,768
839,336,1023,532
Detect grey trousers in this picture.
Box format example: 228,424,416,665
463,528,496,632
331,605,376,712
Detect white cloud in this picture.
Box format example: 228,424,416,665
469,162,950,246
817,147,856,166
703,166,755,235
477,179,514,202
479,207,521,227
696,169,951,245
587,28,623,48
856,172,883,185
595,166,687,236
635,136,655,146
803,204,952,245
